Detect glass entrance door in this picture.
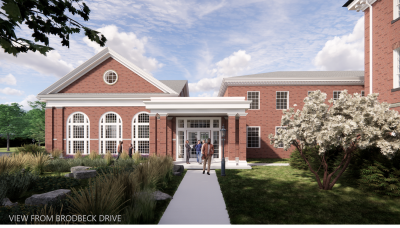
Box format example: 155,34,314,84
187,131,210,160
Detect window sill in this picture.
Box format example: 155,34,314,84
392,17,400,24
391,87,400,92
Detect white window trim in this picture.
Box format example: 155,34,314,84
246,126,260,148
333,91,342,100
275,126,287,148
132,111,150,155
394,48,400,89
66,112,90,155
99,112,123,154
276,91,289,110
103,70,118,85
247,91,260,110
394,0,400,20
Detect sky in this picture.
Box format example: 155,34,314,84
0,0,365,109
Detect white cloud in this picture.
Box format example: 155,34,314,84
0,74,17,85
0,87,24,96
189,50,251,95
83,25,163,73
313,17,364,71
0,49,74,78
5,95,37,110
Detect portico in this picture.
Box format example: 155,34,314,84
143,97,251,167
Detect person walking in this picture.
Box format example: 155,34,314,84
201,140,206,164
195,140,202,164
116,141,123,160
201,138,214,175
185,140,191,164
128,143,133,158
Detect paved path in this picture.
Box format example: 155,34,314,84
159,170,230,225
248,163,290,166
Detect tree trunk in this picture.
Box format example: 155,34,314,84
6,133,9,152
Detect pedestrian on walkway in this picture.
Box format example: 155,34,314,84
116,141,123,160
185,140,191,164
201,138,214,175
195,140,202,164
128,143,133,158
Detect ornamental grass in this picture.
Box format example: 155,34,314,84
88,150,99,160
28,152,51,175
50,149,63,159
120,151,130,160
104,151,113,166
74,151,82,159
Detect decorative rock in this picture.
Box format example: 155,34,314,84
25,189,71,206
73,170,97,179
173,165,184,174
71,166,92,173
64,173,74,178
173,172,181,176
153,191,173,201
2,198,18,207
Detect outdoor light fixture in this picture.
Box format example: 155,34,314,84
220,124,226,176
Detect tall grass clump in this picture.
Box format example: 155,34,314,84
104,151,113,166
74,150,83,159
28,153,50,175
15,144,47,156
122,189,156,224
120,152,130,160
66,173,127,223
88,150,99,160
50,149,63,159
0,156,20,174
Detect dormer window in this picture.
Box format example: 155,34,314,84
103,70,118,85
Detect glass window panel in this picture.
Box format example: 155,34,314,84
248,91,259,109
138,141,149,154
213,120,219,128
213,131,219,158
105,125,117,138
276,92,288,110
73,113,84,123
73,126,84,138
178,120,184,128
105,113,117,123
138,125,149,138
138,113,149,123
187,120,210,128
178,131,184,158
105,140,117,154
247,127,260,148
333,91,341,100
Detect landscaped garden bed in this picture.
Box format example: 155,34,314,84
0,145,183,224
216,166,400,224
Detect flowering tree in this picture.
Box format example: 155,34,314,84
268,90,400,190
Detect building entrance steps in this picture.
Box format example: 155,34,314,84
158,170,230,225
173,160,252,170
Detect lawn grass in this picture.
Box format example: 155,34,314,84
216,166,400,224
247,158,290,163
0,146,45,152
152,170,187,224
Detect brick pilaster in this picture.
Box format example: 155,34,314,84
238,113,248,161
149,114,157,156
45,107,53,152
228,114,236,161
167,117,173,157
157,114,167,156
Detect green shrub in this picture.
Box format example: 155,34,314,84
15,144,47,156
0,179,7,206
289,146,320,170
30,176,81,193
0,204,42,224
0,171,38,202
122,189,156,224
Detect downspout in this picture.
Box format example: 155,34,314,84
365,0,373,94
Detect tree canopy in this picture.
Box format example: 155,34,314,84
269,90,400,190
0,0,106,56
0,103,26,151
22,101,45,146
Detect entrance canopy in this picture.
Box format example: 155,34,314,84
143,97,251,116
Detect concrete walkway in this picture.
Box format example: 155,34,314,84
159,170,230,225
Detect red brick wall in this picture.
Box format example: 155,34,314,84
226,85,364,158
59,57,164,94
364,1,400,106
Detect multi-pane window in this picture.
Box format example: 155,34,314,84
67,112,90,154
395,48,400,88
178,120,184,128
361,91,365,97
103,70,118,85
333,91,341,100
213,120,220,128
276,126,287,148
132,112,150,154
247,91,260,109
100,112,122,154
395,0,400,19
247,127,260,148
276,92,288,110
187,120,210,128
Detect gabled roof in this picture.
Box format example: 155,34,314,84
342,0,354,7
159,80,188,94
38,47,178,96
218,71,365,97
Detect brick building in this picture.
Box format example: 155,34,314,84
38,47,365,164
344,0,400,112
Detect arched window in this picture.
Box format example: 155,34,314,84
100,112,122,154
132,112,150,154
67,112,90,154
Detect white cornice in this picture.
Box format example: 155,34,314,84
218,79,365,97
38,47,178,96
37,93,178,102
347,0,377,11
